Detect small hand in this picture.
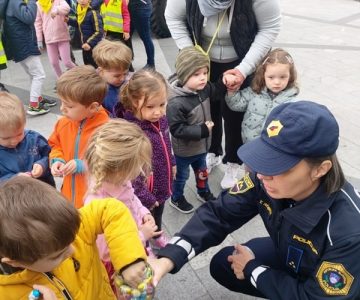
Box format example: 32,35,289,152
227,244,255,280
150,201,159,210
172,165,177,180
223,69,245,92
17,172,32,177
82,43,91,51
60,160,77,176
205,121,214,131
140,220,162,240
123,32,130,41
32,285,57,300
121,260,146,288
37,41,44,52
31,163,44,178
147,257,174,286
50,11,57,19
51,161,65,177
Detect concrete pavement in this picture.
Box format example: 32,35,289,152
1,0,360,298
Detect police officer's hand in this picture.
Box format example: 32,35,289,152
147,257,174,286
228,244,255,280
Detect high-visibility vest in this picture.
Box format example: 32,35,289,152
100,0,123,33
0,39,7,65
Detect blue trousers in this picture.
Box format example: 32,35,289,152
210,237,282,298
172,153,209,200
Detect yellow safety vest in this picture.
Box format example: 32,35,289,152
100,0,123,33
0,39,7,65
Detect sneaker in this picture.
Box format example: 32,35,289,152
220,162,241,189
169,196,194,214
39,96,57,107
151,234,169,249
27,102,50,116
206,153,222,173
197,191,216,203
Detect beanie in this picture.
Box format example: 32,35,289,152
175,46,210,85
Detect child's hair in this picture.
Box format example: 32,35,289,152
0,177,80,264
0,92,26,131
251,48,298,94
120,69,168,114
57,65,108,106
93,39,132,71
85,119,153,192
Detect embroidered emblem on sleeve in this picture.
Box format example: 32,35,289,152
316,261,354,296
266,120,283,137
229,173,254,194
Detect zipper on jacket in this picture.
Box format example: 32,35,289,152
151,123,172,195
71,120,85,204
43,272,73,300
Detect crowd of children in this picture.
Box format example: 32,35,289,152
0,4,301,294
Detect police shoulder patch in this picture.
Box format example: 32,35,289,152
316,261,354,296
229,173,254,194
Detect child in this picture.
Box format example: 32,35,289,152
2,0,57,116
0,92,55,186
0,176,147,300
167,46,219,213
117,69,175,241
35,0,76,78
93,39,133,117
84,119,166,294
48,65,109,208
67,0,103,68
224,48,299,143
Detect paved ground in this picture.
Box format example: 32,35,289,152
1,0,359,299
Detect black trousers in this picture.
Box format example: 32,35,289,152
210,237,282,298
151,202,165,231
82,49,97,69
209,60,252,164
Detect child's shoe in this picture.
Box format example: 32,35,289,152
39,96,57,107
197,191,216,203
27,101,50,116
169,196,194,214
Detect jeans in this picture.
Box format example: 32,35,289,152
129,0,155,66
172,153,209,200
210,237,283,298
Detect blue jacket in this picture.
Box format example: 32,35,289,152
0,130,55,186
159,172,360,299
103,84,120,117
68,4,103,49
2,0,40,62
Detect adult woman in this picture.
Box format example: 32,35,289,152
165,0,281,189
150,101,360,299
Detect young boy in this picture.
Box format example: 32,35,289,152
2,0,57,115
93,39,132,117
0,92,55,186
48,65,109,208
0,176,147,300
67,0,104,68
167,46,221,213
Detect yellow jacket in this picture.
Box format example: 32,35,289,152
0,198,147,300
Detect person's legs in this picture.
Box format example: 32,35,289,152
152,202,165,231
46,43,62,78
82,49,97,68
58,41,76,71
210,237,282,297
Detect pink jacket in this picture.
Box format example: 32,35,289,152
84,180,150,262
35,0,71,44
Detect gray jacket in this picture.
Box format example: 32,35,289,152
167,76,217,157
225,87,299,143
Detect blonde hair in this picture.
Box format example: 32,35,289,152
251,48,298,94
85,119,152,192
120,69,168,114
57,65,108,106
93,39,132,71
0,92,26,131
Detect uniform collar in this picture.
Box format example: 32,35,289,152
281,183,336,234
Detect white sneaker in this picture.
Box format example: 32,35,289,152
206,153,222,173
221,162,241,189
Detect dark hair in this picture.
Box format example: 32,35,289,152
305,154,345,194
0,177,80,263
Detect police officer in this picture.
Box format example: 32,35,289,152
150,101,360,299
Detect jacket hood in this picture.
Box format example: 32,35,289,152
168,73,198,100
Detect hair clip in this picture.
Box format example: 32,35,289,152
285,55,294,64
262,56,270,65
28,289,40,300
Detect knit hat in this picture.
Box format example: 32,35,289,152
175,46,210,85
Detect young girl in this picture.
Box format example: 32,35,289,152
224,48,299,143
84,119,162,295
35,0,76,79
115,69,175,247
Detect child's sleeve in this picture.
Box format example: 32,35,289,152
53,0,71,16
166,102,209,141
34,4,43,43
122,0,130,33
132,175,157,210
48,121,66,165
87,9,104,48
225,87,252,112
34,133,52,176
79,198,147,271
12,0,38,24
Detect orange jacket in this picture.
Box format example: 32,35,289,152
48,109,109,208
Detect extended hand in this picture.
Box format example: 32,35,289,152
227,244,255,280
147,257,174,286
31,163,44,178
51,161,65,177
223,69,245,92
60,160,77,176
